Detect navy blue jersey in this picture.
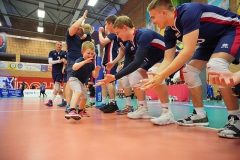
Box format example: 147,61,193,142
102,33,119,65
117,38,127,50
69,57,95,83
82,32,92,42
49,50,65,73
115,28,165,80
66,30,83,61
164,3,240,49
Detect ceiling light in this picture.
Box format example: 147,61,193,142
37,26,44,32
88,0,98,6
38,9,45,18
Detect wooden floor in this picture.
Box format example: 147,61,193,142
0,98,239,160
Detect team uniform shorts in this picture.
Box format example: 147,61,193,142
191,26,240,64
68,77,88,99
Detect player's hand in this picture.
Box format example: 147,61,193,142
59,59,64,63
62,68,65,74
94,81,105,87
98,27,104,33
140,72,163,90
136,79,155,90
95,66,101,71
106,62,114,70
208,71,237,86
97,74,116,85
85,57,93,64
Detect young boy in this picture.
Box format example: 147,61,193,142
65,41,101,120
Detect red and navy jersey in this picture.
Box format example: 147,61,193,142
49,50,65,73
114,28,165,80
102,33,119,65
129,28,165,66
164,2,240,50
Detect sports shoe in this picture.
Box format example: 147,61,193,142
86,102,96,108
96,103,106,109
79,109,90,117
65,108,81,120
65,104,70,113
218,115,240,139
102,102,119,113
57,99,67,107
115,105,134,115
127,106,151,119
45,100,53,107
151,109,175,125
177,109,209,126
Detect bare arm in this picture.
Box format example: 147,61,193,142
157,29,199,79
72,58,93,71
81,34,87,40
98,27,111,46
92,66,101,78
69,10,88,36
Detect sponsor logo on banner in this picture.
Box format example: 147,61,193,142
17,63,25,70
0,61,8,68
8,62,17,70
1,89,8,96
41,65,48,72
25,63,41,71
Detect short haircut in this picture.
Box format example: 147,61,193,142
82,41,95,51
82,23,94,34
105,15,118,24
147,0,174,12
113,16,134,29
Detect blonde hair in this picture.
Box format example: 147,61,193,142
82,23,94,34
82,41,95,51
147,0,174,12
113,16,134,29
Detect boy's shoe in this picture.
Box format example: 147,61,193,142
151,109,175,125
96,103,107,109
65,104,70,113
79,109,90,117
127,106,151,119
218,115,240,139
177,109,209,126
102,102,119,113
45,100,53,107
65,108,81,120
57,99,67,107
86,102,96,108
115,105,134,115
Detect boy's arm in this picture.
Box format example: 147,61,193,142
92,66,101,78
72,58,93,70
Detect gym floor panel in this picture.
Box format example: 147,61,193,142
0,97,239,160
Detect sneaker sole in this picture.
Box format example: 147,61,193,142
176,122,209,126
218,133,240,139
151,119,175,125
65,115,81,120
127,115,151,119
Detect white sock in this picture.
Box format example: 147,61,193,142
195,108,205,117
90,98,95,103
162,103,171,113
126,96,132,106
102,97,106,104
138,100,147,107
228,109,240,117
59,94,64,100
51,94,56,101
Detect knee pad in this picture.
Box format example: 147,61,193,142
148,66,165,85
54,83,61,91
122,76,131,88
128,70,144,87
207,58,230,88
89,84,95,97
183,65,202,88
